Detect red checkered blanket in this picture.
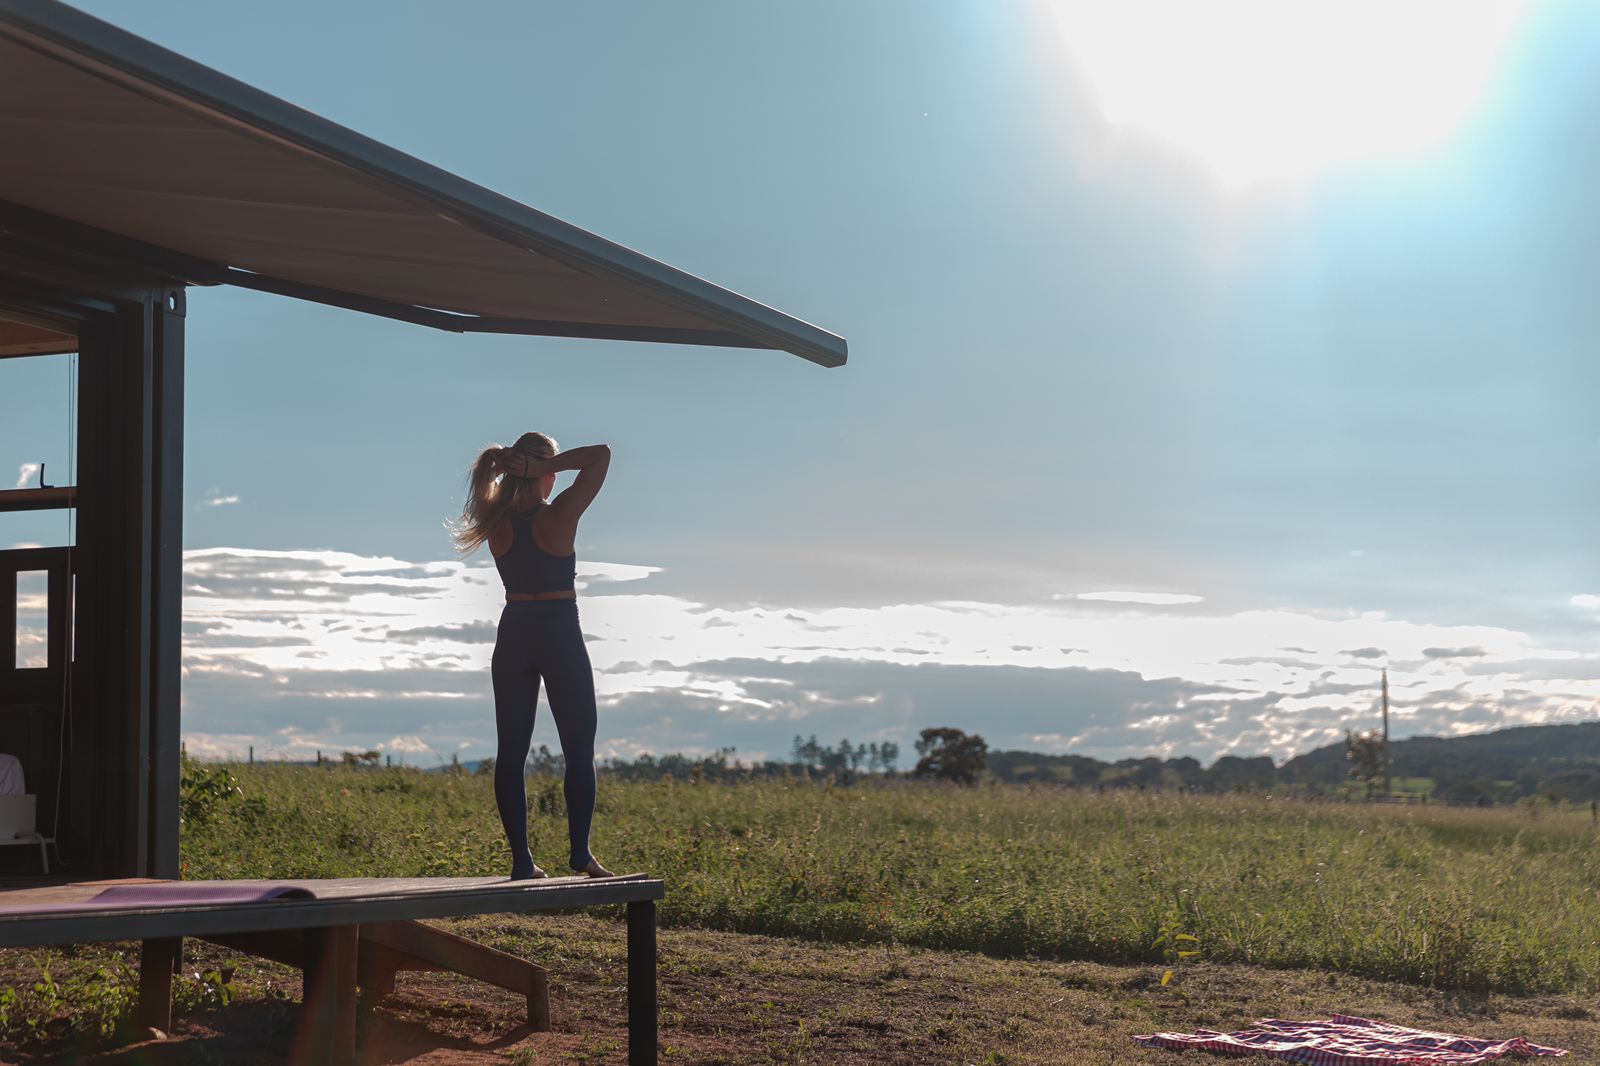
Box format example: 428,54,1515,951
1133,1014,1567,1063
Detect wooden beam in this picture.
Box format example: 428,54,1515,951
206,919,553,1030
297,924,358,1064
355,941,402,1004
202,928,304,969
0,319,75,357
135,936,180,1033
0,487,75,513
360,920,550,1031
336,927,358,1056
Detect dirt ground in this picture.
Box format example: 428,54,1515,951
2,913,1596,1064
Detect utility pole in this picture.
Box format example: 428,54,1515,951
1382,668,1391,797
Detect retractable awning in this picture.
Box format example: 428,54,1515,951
0,0,846,367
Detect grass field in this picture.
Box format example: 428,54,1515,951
6,913,1598,1063
178,765,1600,996
5,764,1598,1060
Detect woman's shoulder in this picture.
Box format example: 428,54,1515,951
528,504,576,557
487,511,519,556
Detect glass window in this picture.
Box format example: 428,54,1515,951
15,570,48,669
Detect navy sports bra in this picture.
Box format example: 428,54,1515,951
494,505,576,594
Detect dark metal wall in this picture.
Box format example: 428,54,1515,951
73,290,183,878
2,260,183,880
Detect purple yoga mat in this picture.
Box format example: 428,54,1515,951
0,882,315,916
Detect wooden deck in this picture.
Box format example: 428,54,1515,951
0,875,664,1064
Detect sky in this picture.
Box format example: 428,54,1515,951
4,0,1599,767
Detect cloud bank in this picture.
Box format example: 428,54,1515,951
176,547,1600,766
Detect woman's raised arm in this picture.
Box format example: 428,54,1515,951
503,444,610,528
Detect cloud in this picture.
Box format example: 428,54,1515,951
386,622,498,645
1064,591,1205,605
201,490,241,508
175,547,1600,764
1575,595,1600,611
15,463,39,490
581,562,661,585
181,733,263,761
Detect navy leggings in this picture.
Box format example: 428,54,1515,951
491,600,597,874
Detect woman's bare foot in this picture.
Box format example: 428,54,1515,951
575,857,615,878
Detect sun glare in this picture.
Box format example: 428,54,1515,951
1052,0,1531,191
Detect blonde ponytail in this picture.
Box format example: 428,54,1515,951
450,432,558,554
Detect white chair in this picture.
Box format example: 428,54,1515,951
0,795,53,873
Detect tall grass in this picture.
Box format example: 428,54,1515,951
182,765,1600,994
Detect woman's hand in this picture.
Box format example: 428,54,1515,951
494,448,549,479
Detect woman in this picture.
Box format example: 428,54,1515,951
453,431,614,880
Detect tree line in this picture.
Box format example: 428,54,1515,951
330,720,1600,805
477,729,995,785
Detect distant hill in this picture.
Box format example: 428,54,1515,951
989,720,1600,803
1277,720,1600,801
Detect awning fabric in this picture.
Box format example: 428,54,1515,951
0,0,845,367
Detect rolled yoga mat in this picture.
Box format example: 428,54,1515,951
0,882,315,915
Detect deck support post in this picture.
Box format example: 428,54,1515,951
135,936,180,1033
529,963,550,1032
299,924,358,1064
627,899,657,1065
354,940,399,1007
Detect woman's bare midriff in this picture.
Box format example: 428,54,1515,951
506,590,576,602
